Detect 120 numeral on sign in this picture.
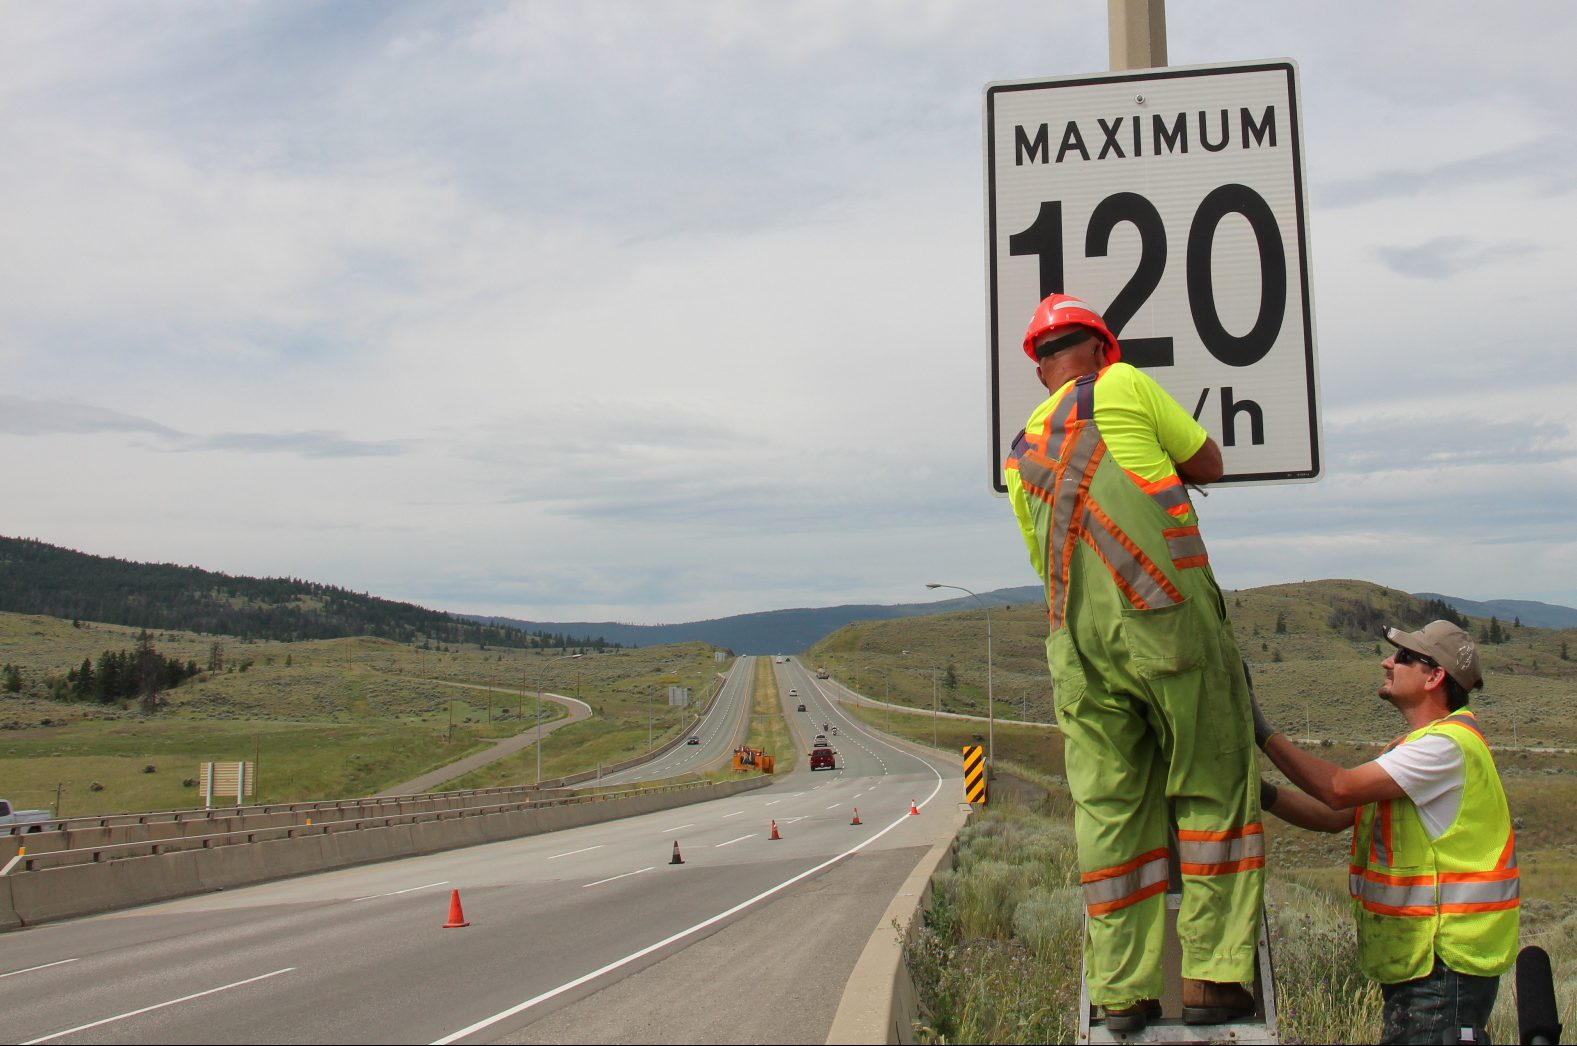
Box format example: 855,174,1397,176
1008,183,1287,370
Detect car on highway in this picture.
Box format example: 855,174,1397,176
789,689,797,697
814,734,827,743
797,703,806,712
810,746,836,771
686,736,700,745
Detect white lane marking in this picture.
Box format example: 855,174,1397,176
714,834,756,848
583,867,654,889
826,803,841,810
350,880,449,902
22,967,295,1044
721,810,744,819
853,792,864,799
431,769,948,1046
548,845,605,861
659,823,695,834
764,799,782,806
781,816,807,824
0,958,78,980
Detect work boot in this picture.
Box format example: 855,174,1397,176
1101,999,1161,1034
1181,979,1255,1024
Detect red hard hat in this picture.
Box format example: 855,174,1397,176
1021,293,1121,364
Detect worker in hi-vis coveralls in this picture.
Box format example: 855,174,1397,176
1003,294,1261,1033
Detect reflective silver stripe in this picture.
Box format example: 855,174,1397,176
1358,877,1435,909
1372,819,1391,867
1439,878,1519,906
1050,427,1101,575
1349,871,1364,899
1017,454,1056,493
1081,510,1177,609
1082,856,1168,910
1150,484,1189,512
1165,529,1208,564
1178,831,1264,868
1049,388,1079,431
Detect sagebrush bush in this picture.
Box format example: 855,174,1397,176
1012,885,1083,962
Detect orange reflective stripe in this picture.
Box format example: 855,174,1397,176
1081,847,1169,915
1177,824,1265,876
1049,434,1104,630
1371,800,1394,867
1161,525,1208,569
1494,833,1518,871
1081,497,1184,609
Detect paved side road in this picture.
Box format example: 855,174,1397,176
376,681,594,796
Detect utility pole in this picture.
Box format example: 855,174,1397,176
1108,0,1167,71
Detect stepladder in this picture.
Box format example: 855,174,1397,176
1078,831,1280,1044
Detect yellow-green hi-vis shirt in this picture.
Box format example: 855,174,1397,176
1006,363,1210,580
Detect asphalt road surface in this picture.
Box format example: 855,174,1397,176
592,656,756,786
0,657,963,1045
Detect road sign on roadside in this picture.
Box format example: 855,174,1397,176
985,60,1320,493
199,760,253,807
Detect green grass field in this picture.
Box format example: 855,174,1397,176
0,612,731,812
743,656,795,774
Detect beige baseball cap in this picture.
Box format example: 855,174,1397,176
1385,620,1482,690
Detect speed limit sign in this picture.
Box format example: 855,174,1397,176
985,60,1320,493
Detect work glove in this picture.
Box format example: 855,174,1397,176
1250,694,1278,749
1241,659,1278,748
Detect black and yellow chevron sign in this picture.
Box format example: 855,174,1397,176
962,745,987,805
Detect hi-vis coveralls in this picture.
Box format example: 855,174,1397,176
1351,709,1518,984
1005,362,1262,1004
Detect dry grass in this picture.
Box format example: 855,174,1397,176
808,579,1577,749
0,611,731,810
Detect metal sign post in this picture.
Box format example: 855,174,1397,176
985,60,1320,492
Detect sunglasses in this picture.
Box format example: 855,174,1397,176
1392,648,1438,670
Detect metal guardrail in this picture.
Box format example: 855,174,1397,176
2,781,705,876
1,783,545,838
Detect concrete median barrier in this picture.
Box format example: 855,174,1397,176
1,777,771,930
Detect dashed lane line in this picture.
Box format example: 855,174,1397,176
549,845,606,861
22,968,296,1045
583,867,654,889
0,959,78,980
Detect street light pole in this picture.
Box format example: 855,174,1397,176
535,651,583,787
863,665,892,733
926,583,994,772
931,667,938,749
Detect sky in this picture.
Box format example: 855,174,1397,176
3,1,1576,624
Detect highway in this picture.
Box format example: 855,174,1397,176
0,656,964,1044
592,656,755,786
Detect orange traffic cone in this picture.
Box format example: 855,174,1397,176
443,888,470,928
850,807,862,826
909,799,920,816
670,839,685,865
770,820,781,840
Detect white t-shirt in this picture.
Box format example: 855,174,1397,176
1374,733,1466,839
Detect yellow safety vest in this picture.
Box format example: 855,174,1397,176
1350,710,1519,983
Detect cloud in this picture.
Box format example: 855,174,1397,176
0,396,180,438
1373,237,1544,280
0,396,408,460
190,431,410,459
1319,135,1577,209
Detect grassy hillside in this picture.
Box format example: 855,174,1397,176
806,578,1577,748
0,535,610,650
0,611,728,815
